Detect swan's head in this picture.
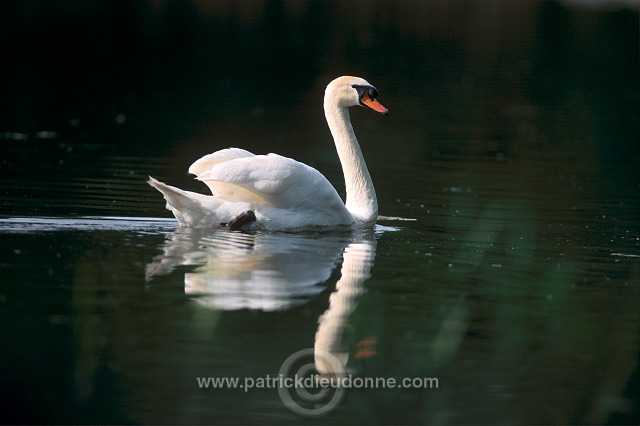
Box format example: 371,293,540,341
325,76,388,115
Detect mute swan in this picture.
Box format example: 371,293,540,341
148,76,388,231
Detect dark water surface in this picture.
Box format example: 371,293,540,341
1,1,638,424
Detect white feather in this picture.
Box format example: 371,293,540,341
149,76,385,231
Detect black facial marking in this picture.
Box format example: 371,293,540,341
352,84,379,103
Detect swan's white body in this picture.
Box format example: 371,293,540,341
149,76,388,231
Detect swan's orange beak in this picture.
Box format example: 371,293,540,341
361,91,389,115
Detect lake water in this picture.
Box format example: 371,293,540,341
1,1,638,424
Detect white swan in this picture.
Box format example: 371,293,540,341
148,76,388,231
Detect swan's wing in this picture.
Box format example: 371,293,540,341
188,148,258,199
188,148,255,177
200,153,346,209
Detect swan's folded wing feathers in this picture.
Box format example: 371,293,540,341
188,148,255,178
206,154,295,194
201,153,342,208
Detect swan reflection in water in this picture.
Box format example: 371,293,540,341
146,226,381,379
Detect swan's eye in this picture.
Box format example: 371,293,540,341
352,84,378,101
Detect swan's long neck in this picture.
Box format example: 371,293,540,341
324,102,377,223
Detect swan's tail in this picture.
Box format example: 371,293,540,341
148,176,221,227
